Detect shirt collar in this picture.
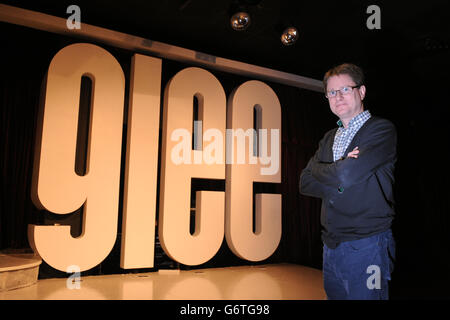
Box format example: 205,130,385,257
337,110,371,129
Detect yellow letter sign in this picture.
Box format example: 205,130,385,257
29,43,125,272
29,43,282,272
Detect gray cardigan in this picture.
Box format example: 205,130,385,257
299,116,397,248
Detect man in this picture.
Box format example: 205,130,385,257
299,63,397,300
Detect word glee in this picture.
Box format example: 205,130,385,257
29,43,282,272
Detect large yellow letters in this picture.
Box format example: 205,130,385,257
226,81,282,261
29,43,282,272
29,43,125,271
159,67,226,265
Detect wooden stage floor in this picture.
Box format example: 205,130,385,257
0,263,326,300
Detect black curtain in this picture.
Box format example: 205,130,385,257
3,21,450,299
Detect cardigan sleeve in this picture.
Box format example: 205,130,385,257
310,119,397,190
299,135,330,199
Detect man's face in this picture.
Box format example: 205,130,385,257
326,74,366,124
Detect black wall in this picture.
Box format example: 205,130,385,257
1,20,449,299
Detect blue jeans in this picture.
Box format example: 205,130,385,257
322,229,395,300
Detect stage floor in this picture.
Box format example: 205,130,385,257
0,263,326,300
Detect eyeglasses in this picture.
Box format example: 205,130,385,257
325,85,361,99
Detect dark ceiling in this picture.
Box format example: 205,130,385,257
1,0,449,81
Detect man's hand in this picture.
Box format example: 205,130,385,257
347,146,359,158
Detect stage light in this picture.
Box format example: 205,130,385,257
230,11,251,31
281,27,299,46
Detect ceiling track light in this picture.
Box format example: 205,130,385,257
228,1,299,46
230,11,251,31
281,27,299,46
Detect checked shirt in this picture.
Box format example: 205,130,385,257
332,110,371,162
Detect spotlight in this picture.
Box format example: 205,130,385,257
230,11,251,31
281,27,299,46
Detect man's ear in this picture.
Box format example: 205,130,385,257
358,85,366,100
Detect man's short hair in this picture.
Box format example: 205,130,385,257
323,63,365,91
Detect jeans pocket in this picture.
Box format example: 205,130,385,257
347,236,380,251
